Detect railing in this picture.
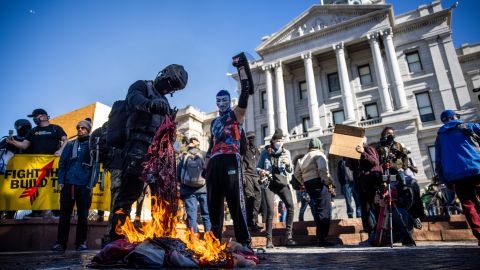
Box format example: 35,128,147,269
359,117,382,127
289,132,308,140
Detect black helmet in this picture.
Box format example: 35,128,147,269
153,64,188,95
14,119,32,137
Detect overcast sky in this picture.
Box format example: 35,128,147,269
0,0,477,136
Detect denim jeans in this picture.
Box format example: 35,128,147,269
298,191,315,221
342,182,362,218
183,193,212,233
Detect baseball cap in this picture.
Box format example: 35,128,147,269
440,110,459,123
27,108,48,118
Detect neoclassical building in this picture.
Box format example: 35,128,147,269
226,0,479,186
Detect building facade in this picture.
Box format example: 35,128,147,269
229,0,479,186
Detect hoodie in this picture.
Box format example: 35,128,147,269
435,119,480,182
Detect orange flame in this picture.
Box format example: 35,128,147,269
115,196,226,262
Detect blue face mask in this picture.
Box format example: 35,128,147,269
216,95,231,113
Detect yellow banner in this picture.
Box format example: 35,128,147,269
0,154,110,211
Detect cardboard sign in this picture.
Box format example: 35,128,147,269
329,124,365,159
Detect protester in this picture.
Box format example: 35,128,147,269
435,109,480,245
347,136,383,236
337,157,361,219
403,147,425,228
257,129,296,248
376,127,408,186
0,119,32,219
294,138,335,247
204,89,252,249
242,131,262,232
109,64,188,242
51,120,93,251
177,137,211,234
7,108,68,219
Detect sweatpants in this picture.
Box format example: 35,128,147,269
264,181,294,239
206,154,250,245
244,173,262,226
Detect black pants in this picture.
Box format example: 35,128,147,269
206,154,250,245
264,181,294,238
57,184,92,247
244,173,261,226
304,179,331,241
109,140,150,241
358,173,383,233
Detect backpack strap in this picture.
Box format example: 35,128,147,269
456,123,480,150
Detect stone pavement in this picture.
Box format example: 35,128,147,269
0,241,478,270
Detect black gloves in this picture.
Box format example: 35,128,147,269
150,98,170,114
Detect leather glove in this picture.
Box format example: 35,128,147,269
150,98,170,114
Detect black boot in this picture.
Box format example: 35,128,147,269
285,232,296,246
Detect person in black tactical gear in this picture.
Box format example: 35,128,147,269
242,131,262,232
204,88,252,249
109,64,188,242
0,119,32,219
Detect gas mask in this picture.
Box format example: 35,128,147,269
153,64,188,95
216,90,231,114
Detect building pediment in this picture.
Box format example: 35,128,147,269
256,4,392,56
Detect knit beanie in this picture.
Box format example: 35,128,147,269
308,138,322,150
271,129,284,140
77,120,92,133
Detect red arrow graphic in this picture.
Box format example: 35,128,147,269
19,160,55,205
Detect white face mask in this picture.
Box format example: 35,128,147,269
216,95,231,113
273,142,283,149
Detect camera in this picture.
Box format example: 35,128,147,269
258,171,273,189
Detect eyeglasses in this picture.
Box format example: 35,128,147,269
76,126,87,131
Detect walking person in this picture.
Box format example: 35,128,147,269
51,120,93,251
257,129,296,248
435,110,480,245
177,137,211,234
294,138,335,247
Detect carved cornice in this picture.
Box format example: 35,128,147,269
258,9,390,56
393,9,450,35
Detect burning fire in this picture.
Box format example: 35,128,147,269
115,196,227,262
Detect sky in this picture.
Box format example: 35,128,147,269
1,0,478,136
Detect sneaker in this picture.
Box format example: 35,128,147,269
24,212,43,219
413,218,422,230
317,239,336,247
76,244,88,251
266,238,274,249
51,244,66,252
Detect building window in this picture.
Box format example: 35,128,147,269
327,72,340,92
415,92,435,122
302,117,310,134
299,81,307,100
428,145,436,172
364,103,379,119
261,91,267,110
358,64,372,85
332,110,345,125
261,125,268,139
406,51,423,73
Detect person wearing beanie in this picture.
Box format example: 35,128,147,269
51,120,93,252
7,108,68,219
257,128,296,248
294,138,336,247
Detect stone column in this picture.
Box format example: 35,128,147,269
382,28,408,110
333,42,355,122
368,32,393,113
428,39,458,110
301,51,321,131
262,65,276,137
441,35,471,109
274,61,289,138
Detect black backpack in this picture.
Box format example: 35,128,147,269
89,123,110,164
106,81,155,148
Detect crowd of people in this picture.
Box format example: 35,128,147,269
1,61,479,251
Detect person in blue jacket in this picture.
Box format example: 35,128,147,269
435,109,480,244
51,120,93,252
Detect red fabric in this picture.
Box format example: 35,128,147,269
454,175,480,240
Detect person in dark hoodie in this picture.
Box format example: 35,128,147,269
51,120,93,252
435,110,480,244
177,137,211,234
